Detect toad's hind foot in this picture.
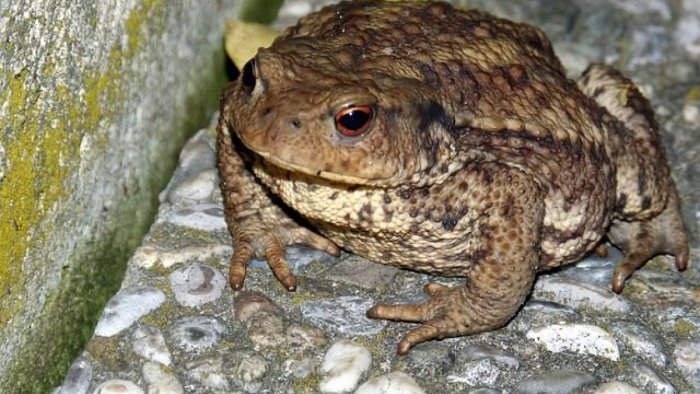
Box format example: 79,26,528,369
608,187,689,293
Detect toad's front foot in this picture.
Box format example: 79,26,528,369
229,216,340,291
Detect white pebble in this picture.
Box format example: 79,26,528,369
167,169,218,203
355,372,425,394
186,357,230,391
674,341,700,375
319,340,372,393
527,324,620,361
94,287,165,337
131,326,172,366
593,381,644,394
170,264,225,307
682,101,700,124
93,380,144,394
143,362,184,394
170,316,227,351
133,244,231,269
533,277,631,312
57,357,93,394
162,203,227,232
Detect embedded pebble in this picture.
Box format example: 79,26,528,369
235,352,268,393
234,292,280,321
467,389,500,394
325,255,399,289
56,357,93,394
319,340,372,393
447,358,500,386
94,287,166,337
248,245,334,272
593,381,644,394
143,361,184,394
515,370,595,394
457,343,520,369
131,325,172,366
683,100,700,124
612,322,665,366
133,243,231,269
448,344,520,386
559,249,620,287
405,343,454,377
286,323,328,352
186,357,230,391
527,324,620,361
176,133,216,173
633,364,676,394
533,277,631,312
354,372,425,394
162,203,228,231
93,380,145,394
283,357,316,379
170,316,226,351
167,169,218,203
674,341,700,387
246,312,286,348
301,296,386,336
169,264,225,307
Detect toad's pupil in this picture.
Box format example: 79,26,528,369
241,59,256,94
339,109,370,130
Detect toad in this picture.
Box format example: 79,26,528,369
217,0,689,354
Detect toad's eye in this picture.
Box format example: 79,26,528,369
241,58,257,95
334,105,373,138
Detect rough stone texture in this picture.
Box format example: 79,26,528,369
59,0,700,392
0,0,244,392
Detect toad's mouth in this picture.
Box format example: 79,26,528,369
251,148,379,186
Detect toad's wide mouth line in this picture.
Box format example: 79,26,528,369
251,148,380,186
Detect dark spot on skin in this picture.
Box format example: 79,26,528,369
442,215,459,231
420,188,430,197
358,203,374,221
330,191,339,200
416,100,454,135
641,196,651,210
409,209,419,218
383,194,392,204
616,193,628,211
383,206,394,222
419,62,441,89
396,189,411,199
410,223,420,233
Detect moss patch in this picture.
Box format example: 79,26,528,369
240,0,284,24
1,6,228,394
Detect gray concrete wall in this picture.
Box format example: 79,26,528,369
0,0,241,391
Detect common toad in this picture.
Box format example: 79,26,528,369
217,0,689,354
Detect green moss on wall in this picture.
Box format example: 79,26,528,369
240,0,284,24
0,1,228,392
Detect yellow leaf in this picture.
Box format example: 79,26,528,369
225,19,281,70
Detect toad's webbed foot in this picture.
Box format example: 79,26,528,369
608,187,689,293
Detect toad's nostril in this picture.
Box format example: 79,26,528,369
291,118,302,129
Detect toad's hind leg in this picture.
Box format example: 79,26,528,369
577,64,689,292
608,187,689,293
367,166,544,354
